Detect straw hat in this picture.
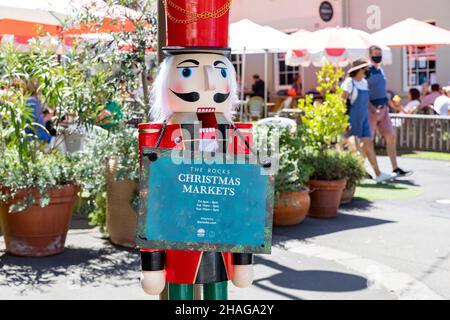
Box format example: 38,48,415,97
348,59,371,75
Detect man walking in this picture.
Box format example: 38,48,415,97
367,45,412,178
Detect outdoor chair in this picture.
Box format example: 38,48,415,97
276,97,294,115
246,96,265,120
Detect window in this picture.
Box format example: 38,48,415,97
275,52,300,90
231,54,242,77
404,46,437,88
403,21,437,91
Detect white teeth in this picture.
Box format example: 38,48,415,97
197,108,216,113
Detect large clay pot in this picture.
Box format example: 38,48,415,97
341,184,357,205
273,189,311,226
106,159,138,248
0,185,79,257
307,179,347,219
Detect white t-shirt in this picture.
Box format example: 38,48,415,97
341,77,368,104
403,100,421,114
433,95,450,115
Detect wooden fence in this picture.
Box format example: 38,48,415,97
375,114,450,152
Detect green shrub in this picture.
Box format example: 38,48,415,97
339,151,366,189
254,123,313,197
303,149,346,181
0,149,79,213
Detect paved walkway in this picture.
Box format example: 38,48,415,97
1,156,449,300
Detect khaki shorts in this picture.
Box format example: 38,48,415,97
368,104,396,138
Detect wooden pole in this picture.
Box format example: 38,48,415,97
157,0,166,64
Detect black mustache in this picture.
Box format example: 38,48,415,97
214,92,230,103
170,90,230,104
170,89,200,102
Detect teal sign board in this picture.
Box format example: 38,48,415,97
136,148,274,254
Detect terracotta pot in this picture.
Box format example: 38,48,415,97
273,189,311,226
307,179,347,219
106,159,138,248
0,184,79,257
341,184,357,205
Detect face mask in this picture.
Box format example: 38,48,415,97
371,56,383,64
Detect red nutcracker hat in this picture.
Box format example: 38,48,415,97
162,0,232,55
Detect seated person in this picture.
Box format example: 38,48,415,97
433,86,450,116
251,74,266,98
393,88,421,114
24,79,52,144
290,75,303,97
43,109,57,137
421,83,441,109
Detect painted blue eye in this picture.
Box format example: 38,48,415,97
220,69,227,78
179,67,193,78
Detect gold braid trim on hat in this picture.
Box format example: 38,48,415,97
163,0,232,24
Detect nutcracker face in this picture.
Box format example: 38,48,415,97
166,53,235,114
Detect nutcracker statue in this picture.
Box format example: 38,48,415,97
137,0,273,300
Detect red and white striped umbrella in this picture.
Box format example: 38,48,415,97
285,27,392,67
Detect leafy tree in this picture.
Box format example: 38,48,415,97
298,63,349,151
66,0,158,119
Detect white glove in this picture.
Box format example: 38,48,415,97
232,265,254,288
140,270,166,295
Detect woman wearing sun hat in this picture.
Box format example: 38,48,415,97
342,59,396,183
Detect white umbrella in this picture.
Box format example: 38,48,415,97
290,29,311,39
230,19,292,119
285,27,392,67
0,0,66,25
372,18,450,90
372,18,450,47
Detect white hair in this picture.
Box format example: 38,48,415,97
225,57,239,122
149,55,174,122
149,54,239,123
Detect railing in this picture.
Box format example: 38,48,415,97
375,114,450,152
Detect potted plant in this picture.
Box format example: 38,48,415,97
297,63,350,219
303,150,347,219
255,124,313,226
76,125,139,248
340,152,366,204
0,85,79,257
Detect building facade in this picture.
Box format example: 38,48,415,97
229,0,450,97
